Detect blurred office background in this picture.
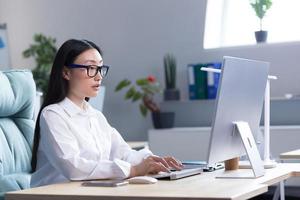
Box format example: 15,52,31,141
1,0,300,141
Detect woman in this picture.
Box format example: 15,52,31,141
30,39,182,187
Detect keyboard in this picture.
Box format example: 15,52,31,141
150,165,204,180
149,163,224,180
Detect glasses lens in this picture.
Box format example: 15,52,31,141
100,66,109,77
88,66,98,77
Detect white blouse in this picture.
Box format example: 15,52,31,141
30,98,152,187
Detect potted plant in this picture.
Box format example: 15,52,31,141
23,33,57,95
250,0,272,43
115,75,175,129
163,53,180,100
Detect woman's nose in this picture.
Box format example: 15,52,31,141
94,70,102,81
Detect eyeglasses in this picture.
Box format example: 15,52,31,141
67,64,110,78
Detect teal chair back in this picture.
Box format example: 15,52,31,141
0,70,36,200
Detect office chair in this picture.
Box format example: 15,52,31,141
0,70,36,200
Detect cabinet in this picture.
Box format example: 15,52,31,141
148,126,300,161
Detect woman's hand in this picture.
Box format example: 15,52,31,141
129,155,183,177
162,156,183,171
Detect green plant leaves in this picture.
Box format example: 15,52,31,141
115,76,161,117
139,104,148,117
32,67,50,95
141,83,161,95
132,91,142,102
125,87,136,99
250,0,272,19
23,33,57,94
115,79,131,91
23,33,57,67
136,78,148,86
164,53,177,89
23,49,33,58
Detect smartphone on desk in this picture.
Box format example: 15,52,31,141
82,180,129,187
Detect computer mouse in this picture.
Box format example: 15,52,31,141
127,176,158,184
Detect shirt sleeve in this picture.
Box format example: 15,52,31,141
96,112,153,166
109,127,153,166
39,109,131,181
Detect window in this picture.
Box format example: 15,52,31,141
204,0,300,49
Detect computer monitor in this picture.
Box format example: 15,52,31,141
207,56,269,178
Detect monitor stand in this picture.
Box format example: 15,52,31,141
239,159,277,169
217,121,265,179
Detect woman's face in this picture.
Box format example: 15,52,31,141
63,48,103,99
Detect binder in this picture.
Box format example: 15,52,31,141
194,64,207,99
188,64,197,100
188,64,208,100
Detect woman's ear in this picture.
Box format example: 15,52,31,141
62,66,71,80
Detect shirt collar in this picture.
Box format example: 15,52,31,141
59,97,97,117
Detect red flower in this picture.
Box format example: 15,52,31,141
147,75,156,83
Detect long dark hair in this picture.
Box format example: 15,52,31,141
31,39,103,172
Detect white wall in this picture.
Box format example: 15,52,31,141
1,0,300,140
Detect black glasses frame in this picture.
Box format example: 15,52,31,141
67,63,110,78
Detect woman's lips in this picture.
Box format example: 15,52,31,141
92,84,100,90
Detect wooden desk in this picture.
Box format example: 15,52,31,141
280,149,300,160
6,163,300,200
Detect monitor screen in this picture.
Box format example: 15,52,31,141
207,56,269,166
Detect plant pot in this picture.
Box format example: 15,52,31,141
255,31,268,43
164,89,180,101
151,112,175,129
